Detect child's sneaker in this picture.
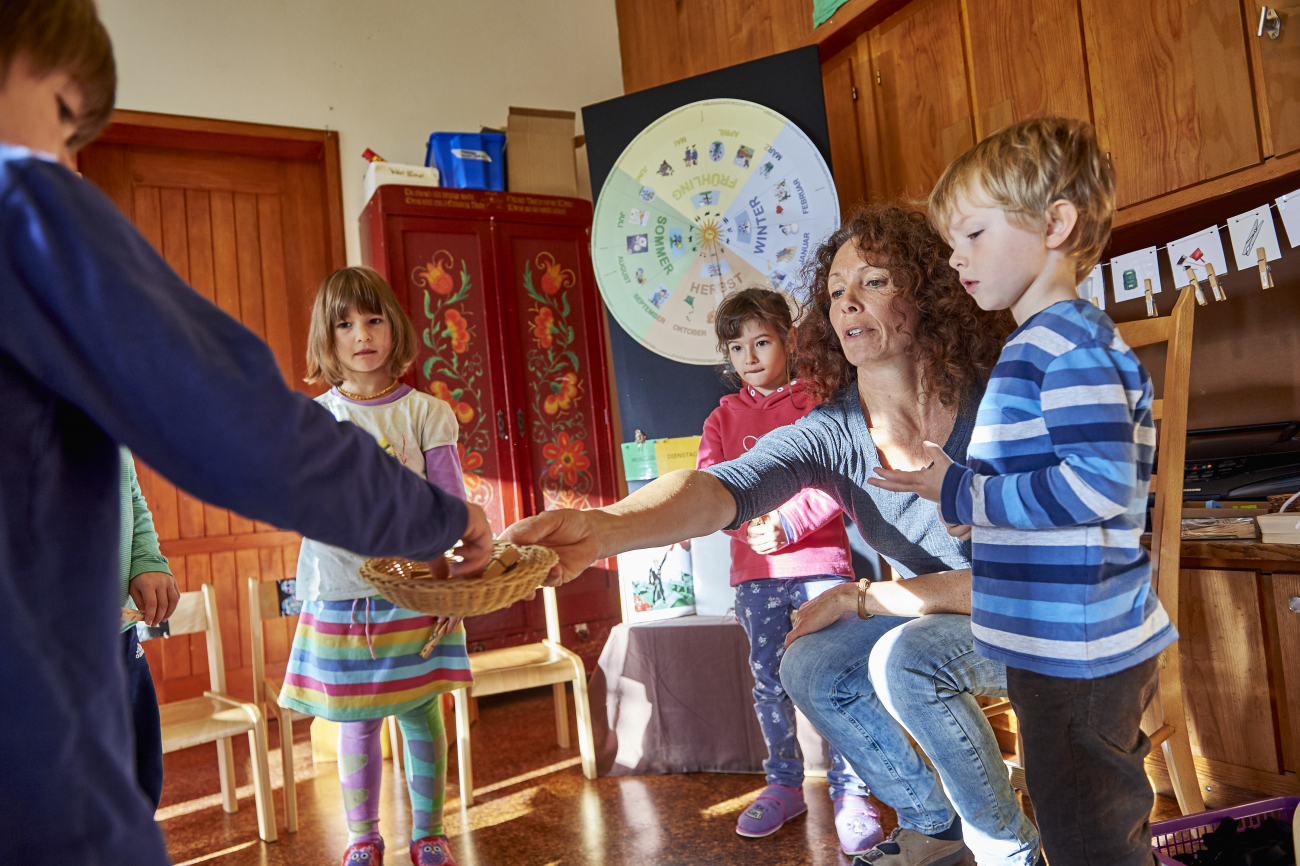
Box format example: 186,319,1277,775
410,835,456,866
342,841,383,865
852,827,969,866
834,794,884,855
735,784,807,838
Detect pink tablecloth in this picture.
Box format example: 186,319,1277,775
588,615,831,776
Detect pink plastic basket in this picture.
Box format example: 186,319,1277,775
1151,796,1298,864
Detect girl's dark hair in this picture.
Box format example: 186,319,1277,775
713,286,795,387
797,204,1013,407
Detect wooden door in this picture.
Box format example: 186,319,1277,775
1080,0,1260,208
822,43,869,214
77,112,345,704
1268,572,1300,773
377,215,534,645
867,0,975,200
963,0,1092,139
496,221,623,668
1246,0,1300,158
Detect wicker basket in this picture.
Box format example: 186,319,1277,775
358,541,558,618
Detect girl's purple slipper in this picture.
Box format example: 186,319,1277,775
735,784,808,838
834,794,884,855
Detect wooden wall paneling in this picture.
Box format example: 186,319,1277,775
869,0,974,200
279,160,328,391
161,556,191,696
1270,572,1300,772
961,0,1092,140
1079,0,1260,209
1182,569,1281,773
257,193,295,384
722,1,778,67
233,192,267,341
233,549,260,673
1249,0,1300,158
822,44,868,213
209,191,242,318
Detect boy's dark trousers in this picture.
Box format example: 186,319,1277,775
1007,656,1160,866
124,628,165,809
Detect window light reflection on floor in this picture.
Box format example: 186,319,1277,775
700,787,767,819
171,840,258,866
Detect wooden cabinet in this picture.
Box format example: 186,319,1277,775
963,0,1092,138
822,44,869,213
1247,0,1300,158
865,0,974,200
360,187,622,670
1079,0,1261,208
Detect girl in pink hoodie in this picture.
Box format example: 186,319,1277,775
697,288,882,855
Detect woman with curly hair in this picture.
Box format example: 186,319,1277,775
503,205,1043,866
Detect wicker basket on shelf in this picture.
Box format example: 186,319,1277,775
358,540,557,618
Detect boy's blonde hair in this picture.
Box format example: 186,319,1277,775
929,117,1116,281
305,266,417,386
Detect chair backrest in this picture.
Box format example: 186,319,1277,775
167,583,228,695
542,586,561,644
248,578,300,709
1115,283,1195,608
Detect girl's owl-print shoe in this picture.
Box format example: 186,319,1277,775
342,840,383,865
410,835,456,866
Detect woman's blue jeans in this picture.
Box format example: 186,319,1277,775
780,613,1041,866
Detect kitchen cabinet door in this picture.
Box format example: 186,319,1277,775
1080,0,1261,208
964,0,1092,139
1247,0,1300,157
868,0,975,200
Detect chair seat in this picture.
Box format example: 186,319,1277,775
468,641,578,697
160,696,258,753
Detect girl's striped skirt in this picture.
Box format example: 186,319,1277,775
279,597,472,722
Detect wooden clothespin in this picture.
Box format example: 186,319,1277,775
1185,266,1208,306
1143,278,1157,317
1258,247,1274,290
1204,262,1226,302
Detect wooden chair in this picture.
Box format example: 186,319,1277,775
248,577,304,833
160,583,277,842
982,284,1206,815
452,587,596,806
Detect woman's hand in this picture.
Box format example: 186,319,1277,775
746,511,788,555
868,441,952,503
501,509,602,587
784,582,855,648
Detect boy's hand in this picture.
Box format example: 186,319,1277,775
868,441,952,502
128,571,180,627
449,503,494,576
938,505,972,541
746,510,788,555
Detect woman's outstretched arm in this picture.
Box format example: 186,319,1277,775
501,469,737,585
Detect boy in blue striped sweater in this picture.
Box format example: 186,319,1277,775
873,118,1171,866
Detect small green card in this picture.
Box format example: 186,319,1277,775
621,440,659,481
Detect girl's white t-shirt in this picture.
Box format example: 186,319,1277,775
295,387,460,601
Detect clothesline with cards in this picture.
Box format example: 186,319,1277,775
1076,189,1298,317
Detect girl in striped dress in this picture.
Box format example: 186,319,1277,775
280,267,471,866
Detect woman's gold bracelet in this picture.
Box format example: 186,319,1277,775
857,578,874,620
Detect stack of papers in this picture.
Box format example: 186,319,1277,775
1257,513,1300,544
1180,518,1257,540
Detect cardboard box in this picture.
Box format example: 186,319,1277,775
506,106,578,196
363,161,439,205
574,134,592,201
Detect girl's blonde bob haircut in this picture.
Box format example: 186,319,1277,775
928,117,1116,281
305,266,417,386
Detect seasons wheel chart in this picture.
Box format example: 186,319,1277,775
591,99,840,365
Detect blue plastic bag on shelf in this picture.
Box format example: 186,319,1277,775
425,132,505,190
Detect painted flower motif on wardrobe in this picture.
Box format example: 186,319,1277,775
532,306,556,349
542,432,590,486
442,308,472,353
413,251,456,295
536,251,575,295
543,371,581,416
429,382,475,425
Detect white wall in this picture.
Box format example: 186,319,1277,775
97,0,625,265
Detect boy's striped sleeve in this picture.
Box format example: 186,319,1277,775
940,342,1153,530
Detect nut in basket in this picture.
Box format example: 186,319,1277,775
359,540,558,619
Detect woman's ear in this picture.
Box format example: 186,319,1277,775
1044,199,1079,251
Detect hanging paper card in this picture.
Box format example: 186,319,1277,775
1277,190,1300,248
1227,206,1282,269
655,436,701,475
1110,247,1160,303
1076,264,1105,309
621,440,660,481
1164,227,1229,282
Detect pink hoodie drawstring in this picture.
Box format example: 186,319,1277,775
350,598,378,660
